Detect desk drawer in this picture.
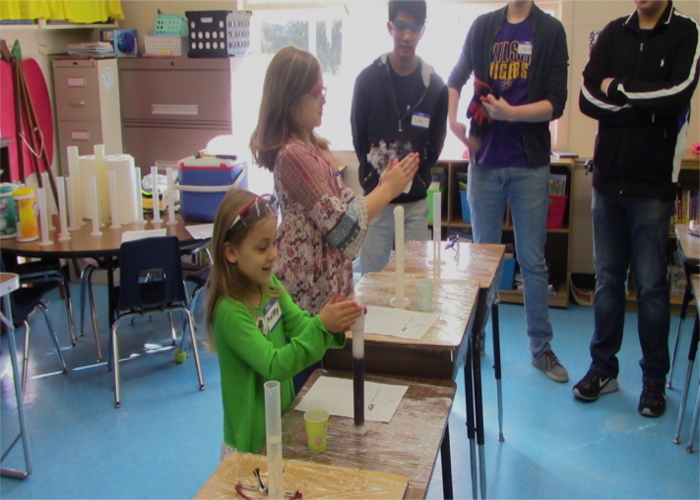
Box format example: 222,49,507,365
53,63,103,121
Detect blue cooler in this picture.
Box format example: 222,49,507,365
178,156,247,221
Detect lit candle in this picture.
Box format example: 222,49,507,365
134,167,145,224
352,313,365,430
391,205,409,308
37,187,51,246
151,166,162,224
56,176,70,241
90,176,102,236
166,167,177,225
108,171,121,229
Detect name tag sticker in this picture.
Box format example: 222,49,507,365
411,112,430,129
264,299,283,332
518,42,532,56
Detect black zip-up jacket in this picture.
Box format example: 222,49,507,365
447,4,569,168
579,2,700,201
351,54,448,201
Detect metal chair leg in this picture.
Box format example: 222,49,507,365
112,322,122,408
185,309,205,391
36,303,68,374
686,382,700,454
668,283,692,389
440,422,453,500
58,281,77,346
674,316,698,444
21,321,30,393
168,313,177,345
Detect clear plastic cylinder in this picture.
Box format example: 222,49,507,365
264,380,283,499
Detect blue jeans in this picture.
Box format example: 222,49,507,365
591,189,674,383
468,163,553,358
359,198,429,275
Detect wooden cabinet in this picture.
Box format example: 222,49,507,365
52,58,123,173
436,157,575,308
117,57,242,170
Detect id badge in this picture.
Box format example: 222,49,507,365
264,299,282,333
518,42,532,56
411,112,430,129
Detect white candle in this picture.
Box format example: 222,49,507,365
166,167,177,225
108,171,121,229
66,177,80,230
90,176,102,236
37,187,52,246
56,176,70,241
151,166,162,224
67,146,84,224
134,167,145,224
41,171,55,230
391,205,409,308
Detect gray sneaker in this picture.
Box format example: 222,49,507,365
531,350,569,382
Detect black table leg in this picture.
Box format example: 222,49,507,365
440,422,454,500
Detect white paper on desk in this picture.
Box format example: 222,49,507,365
364,306,439,340
185,223,213,240
295,376,407,423
121,228,167,243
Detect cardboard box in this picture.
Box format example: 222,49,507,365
100,30,138,57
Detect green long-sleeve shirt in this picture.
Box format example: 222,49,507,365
213,276,345,453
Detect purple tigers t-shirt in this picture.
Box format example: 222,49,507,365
476,19,532,167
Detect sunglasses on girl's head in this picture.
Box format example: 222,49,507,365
230,194,279,230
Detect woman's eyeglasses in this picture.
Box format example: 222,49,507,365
390,21,424,35
230,194,279,230
308,85,327,99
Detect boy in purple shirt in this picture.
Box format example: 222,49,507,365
447,0,569,382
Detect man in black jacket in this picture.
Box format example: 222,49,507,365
351,0,448,276
447,1,569,382
575,0,700,417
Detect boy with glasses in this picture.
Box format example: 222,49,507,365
351,0,448,276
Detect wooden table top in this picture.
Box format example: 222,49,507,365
352,272,478,350
272,369,457,500
381,241,506,290
0,272,19,297
675,224,700,263
1,214,209,258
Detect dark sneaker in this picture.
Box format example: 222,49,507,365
531,350,569,382
638,381,666,417
573,369,618,400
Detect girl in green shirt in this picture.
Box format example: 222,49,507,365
205,188,363,457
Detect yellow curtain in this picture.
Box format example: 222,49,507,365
1,1,124,23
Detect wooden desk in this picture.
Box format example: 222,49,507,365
274,369,457,500
0,272,32,478
1,214,209,326
325,272,479,380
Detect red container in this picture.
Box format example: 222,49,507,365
546,195,568,229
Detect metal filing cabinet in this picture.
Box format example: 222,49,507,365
117,57,243,170
52,58,123,173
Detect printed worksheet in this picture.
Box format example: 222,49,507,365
121,228,167,243
364,306,439,340
294,376,408,423
185,223,213,240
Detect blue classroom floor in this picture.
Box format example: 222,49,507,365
1,282,698,499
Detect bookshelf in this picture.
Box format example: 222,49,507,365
434,156,575,308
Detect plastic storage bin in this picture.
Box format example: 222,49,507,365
186,10,231,57
226,11,251,57
546,195,568,229
499,258,517,290
155,13,188,36
178,156,247,221
459,190,471,223
144,35,188,56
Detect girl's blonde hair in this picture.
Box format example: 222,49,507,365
204,188,282,352
249,46,329,172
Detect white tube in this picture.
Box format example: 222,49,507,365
108,171,121,229
166,167,177,225
67,146,84,224
37,187,52,246
391,205,408,308
433,191,443,264
56,176,70,241
41,171,55,230
66,177,80,230
264,380,284,499
134,167,145,224
94,144,109,225
151,166,162,224
90,176,102,236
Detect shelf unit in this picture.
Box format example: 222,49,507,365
435,156,575,308
0,20,118,30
